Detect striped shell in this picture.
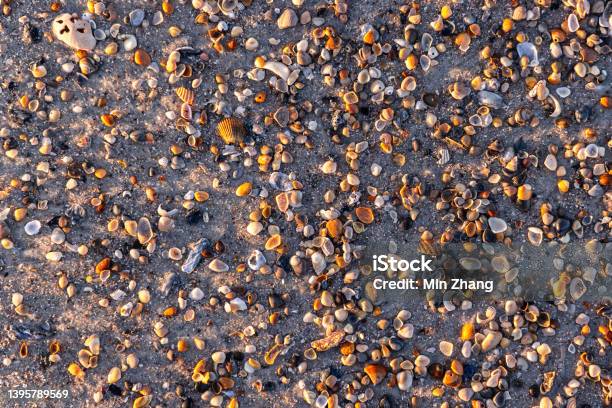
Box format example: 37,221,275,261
176,87,195,105
216,117,246,145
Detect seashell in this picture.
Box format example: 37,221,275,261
248,250,266,270
481,331,502,352
208,258,229,272
133,395,153,408
277,8,298,29
181,238,209,273
460,257,481,271
79,57,97,76
397,371,413,391
421,32,433,50
357,69,370,84
264,343,284,365
544,154,557,171
437,148,449,165
454,32,471,51
419,55,431,72
400,76,416,92
574,62,587,77
600,2,611,28
355,207,374,224
152,11,164,26
107,367,122,384
469,114,483,127
527,227,543,246
569,277,586,300
137,217,153,245
556,87,571,98
516,42,539,67
584,144,599,158
423,93,439,107
488,217,507,234
78,349,93,368
478,91,503,109
405,54,418,70
216,117,246,145
176,87,195,105
448,82,470,100
219,0,237,13
180,103,192,121
123,34,137,52
129,9,145,27
52,13,96,51
364,364,387,385
548,95,562,118
24,220,41,235
567,13,579,32
263,61,290,82
134,49,151,66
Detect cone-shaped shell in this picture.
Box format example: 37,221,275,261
216,117,246,145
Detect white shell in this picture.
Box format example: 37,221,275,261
516,42,539,66
24,220,41,235
263,61,290,82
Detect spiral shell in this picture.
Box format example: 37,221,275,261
216,117,246,145
176,87,195,105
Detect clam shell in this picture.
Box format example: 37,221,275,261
478,91,503,109
449,82,470,100
176,87,195,105
421,32,433,50
419,55,431,72
24,220,41,235
567,13,579,32
216,117,246,145
556,87,571,98
79,57,97,76
137,217,154,244
219,0,237,13
516,42,539,67
180,102,192,121
469,114,483,127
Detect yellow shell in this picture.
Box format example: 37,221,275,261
216,117,246,145
176,87,195,105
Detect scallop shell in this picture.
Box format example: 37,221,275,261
216,117,246,145
176,87,195,105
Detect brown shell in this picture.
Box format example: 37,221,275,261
176,87,195,105
216,117,246,145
